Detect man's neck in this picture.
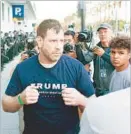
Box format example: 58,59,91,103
40,62,57,68
101,41,109,48
38,54,58,68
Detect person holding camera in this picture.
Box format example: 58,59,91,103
64,30,77,58
25,36,39,54
10,50,37,77
63,42,77,58
10,36,39,77
93,23,115,96
64,30,91,73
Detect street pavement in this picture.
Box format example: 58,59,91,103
1,54,22,134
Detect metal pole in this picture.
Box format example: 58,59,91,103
115,4,118,35
79,0,86,31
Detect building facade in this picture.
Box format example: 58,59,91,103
1,0,36,32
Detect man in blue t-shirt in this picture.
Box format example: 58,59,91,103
2,19,95,134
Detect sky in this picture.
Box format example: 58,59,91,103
33,1,78,22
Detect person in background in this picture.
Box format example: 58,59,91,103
63,42,77,58
25,37,39,54
93,23,115,96
64,30,76,46
10,50,37,77
64,30,92,73
64,30,77,58
109,35,131,92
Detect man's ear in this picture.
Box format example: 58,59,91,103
36,36,43,48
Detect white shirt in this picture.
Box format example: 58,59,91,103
79,88,130,134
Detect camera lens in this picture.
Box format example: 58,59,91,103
63,43,75,53
78,33,87,42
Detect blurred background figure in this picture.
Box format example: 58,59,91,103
79,87,130,134
63,42,77,58
92,23,115,96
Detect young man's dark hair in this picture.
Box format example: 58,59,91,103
110,36,130,51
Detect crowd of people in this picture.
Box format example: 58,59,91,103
1,30,36,70
2,19,130,134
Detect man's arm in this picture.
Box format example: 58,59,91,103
2,94,22,113
62,88,96,109
93,47,113,64
101,52,112,64
2,85,39,113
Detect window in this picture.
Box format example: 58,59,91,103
2,3,4,21
8,7,10,22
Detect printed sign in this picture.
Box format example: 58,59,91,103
12,5,24,19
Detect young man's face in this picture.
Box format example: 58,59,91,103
111,48,130,70
38,28,64,63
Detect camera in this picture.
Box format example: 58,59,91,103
77,30,97,63
68,24,75,32
78,29,93,43
77,29,99,51
63,43,75,53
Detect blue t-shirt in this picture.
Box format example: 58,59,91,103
5,55,95,134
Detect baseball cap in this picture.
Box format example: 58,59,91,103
97,23,112,31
